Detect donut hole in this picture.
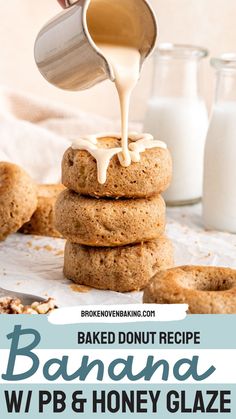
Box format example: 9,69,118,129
195,278,234,291
178,271,236,292
98,137,121,148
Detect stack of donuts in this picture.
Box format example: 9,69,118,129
55,136,174,292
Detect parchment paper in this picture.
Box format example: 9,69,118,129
0,204,235,307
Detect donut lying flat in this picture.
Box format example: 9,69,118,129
20,184,65,238
62,137,172,198
143,266,236,314
64,237,174,292
55,190,166,247
0,162,37,241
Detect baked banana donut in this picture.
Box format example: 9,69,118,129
20,184,65,238
0,162,37,241
64,236,174,292
143,266,236,314
62,137,172,198
55,190,166,246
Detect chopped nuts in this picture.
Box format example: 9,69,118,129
0,297,57,314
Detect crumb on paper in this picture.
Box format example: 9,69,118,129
70,284,92,294
55,250,64,256
25,241,63,255
0,297,57,315
43,245,54,252
33,244,61,253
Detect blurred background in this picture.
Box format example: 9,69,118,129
1,0,235,121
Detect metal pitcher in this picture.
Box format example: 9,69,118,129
34,0,157,91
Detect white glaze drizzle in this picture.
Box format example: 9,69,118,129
72,133,167,184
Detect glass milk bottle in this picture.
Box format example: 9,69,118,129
203,54,236,232
144,44,209,206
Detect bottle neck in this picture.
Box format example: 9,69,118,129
215,69,236,104
151,56,203,100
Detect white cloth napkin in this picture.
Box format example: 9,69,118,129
0,86,127,184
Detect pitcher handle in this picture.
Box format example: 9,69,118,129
57,0,79,8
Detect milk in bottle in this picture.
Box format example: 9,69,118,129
144,44,209,205
203,55,236,232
